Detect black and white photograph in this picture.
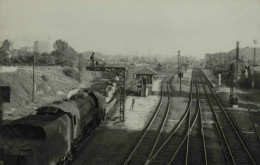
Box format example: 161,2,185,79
0,0,260,164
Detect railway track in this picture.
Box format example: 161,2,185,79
244,103,260,162
185,74,207,165
198,69,257,165
144,71,208,165
247,104,260,143
122,76,173,165
123,68,259,165
196,72,227,165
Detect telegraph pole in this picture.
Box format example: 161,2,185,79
253,40,258,73
32,51,35,102
78,53,81,83
236,41,239,85
252,39,258,88
253,40,256,72
133,52,137,79
178,50,182,94
178,50,180,73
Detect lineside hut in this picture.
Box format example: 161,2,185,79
135,67,157,97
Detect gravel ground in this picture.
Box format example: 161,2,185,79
164,69,191,132
227,110,260,164
71,127,141,165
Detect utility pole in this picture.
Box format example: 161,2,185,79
133,51,137,79
253,40,256,69
178,50,180,73
32,52,35,102
178,50,182,94
78,53,81,83
230,63,234,102
252,39,258,88
236,41,239,85
253,39,258,74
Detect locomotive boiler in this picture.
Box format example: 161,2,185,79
0,89,106,165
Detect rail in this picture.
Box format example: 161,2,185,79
146,77,172,161
199,69,256,165
197,74,208,165
166,72,205,165
199,71,235,164
145,71,194,165
122,76,171,165
246,103,260,143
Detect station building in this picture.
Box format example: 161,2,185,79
134,67,157,97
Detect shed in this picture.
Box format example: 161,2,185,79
134,67,157,84
134,67,157,97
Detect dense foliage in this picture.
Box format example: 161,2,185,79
0,39,81,66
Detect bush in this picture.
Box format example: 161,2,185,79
62,67,79,81
38,53,56,65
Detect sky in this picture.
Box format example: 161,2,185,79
0,0,260,58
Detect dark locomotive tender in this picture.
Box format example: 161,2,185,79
0,89,107,165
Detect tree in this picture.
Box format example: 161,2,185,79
51,50,64,65
1,39,12,53
47,55,56,65
38,53,56,65
53,39,68,52
16,50,33,64
52,39,78,66
52,40,68,65
0,49,8,64
0,39,12,64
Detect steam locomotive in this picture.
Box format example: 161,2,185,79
0,89,107,165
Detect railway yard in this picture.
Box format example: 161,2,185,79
0,63,260,165
50,65,259,165
1,0,260,164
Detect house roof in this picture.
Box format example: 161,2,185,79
135,67,157,75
